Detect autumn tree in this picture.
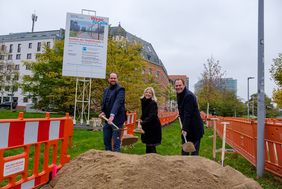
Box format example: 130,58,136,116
196,56,246,116
270,53,282,108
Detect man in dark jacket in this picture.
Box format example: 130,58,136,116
99,73,126,152
175,79,204,155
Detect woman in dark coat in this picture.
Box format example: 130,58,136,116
140,87,162,153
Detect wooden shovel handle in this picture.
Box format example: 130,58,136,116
100,115,120,130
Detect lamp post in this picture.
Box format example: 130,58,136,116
247,76,255,118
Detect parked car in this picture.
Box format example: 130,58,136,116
0,101,17,109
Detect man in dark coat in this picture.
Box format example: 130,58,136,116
175,79,204,155
99,73,126,152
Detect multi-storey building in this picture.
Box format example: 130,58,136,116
0,29,64,109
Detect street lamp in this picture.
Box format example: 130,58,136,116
247,76,255,118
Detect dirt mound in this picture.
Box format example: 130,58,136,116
43,150,261,189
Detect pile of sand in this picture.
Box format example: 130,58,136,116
43,150,261,189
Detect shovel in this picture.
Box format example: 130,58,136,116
100,115,138,146
133,119,145,134
178,117,196,153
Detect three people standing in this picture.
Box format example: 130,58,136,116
99,74,203,155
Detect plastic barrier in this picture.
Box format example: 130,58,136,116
159,112,178,126
213,117,282,178
123,112,136,135
0,112,73,189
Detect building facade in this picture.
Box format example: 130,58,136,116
0,29,64,108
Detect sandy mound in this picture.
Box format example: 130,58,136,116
43,150,261,189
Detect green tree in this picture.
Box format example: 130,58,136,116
22,40,76,112
249,93,279,118
270,53,282,108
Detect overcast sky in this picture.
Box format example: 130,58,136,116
0,0,281,101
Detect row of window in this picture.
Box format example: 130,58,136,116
0,75,19,81
0,86,18,92
0,64,20,71
0,41,50,53
0,97,18,103
0,53,40,61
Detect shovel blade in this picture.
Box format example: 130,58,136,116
121,135,138,146
133,128,145,134
182,142,196,153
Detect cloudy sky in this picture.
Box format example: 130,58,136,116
0,0,281,100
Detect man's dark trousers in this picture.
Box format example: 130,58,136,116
103,123,122,152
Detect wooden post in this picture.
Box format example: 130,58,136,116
211,118,218,160
221,122,230,166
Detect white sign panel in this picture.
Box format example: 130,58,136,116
62,12,109,78
4,158,25,176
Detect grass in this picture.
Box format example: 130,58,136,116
0,111,281,188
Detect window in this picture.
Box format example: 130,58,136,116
5,86,10,91
6,75,11,81
32,97,37,103
9,44,13,53
37,42,41,51
0,55,4,60
8,54,12,60
3,97,9,102
12,86,18,92
7,65,12,70
26,64,31,70
13,74,19,81
35,53,41,59
17,44,21,53
15,64,20,70
156,71,160,78
0,65,3,71
23,97,28,103
1,45,5,51
16,54,21,60
27,53,32,59
47,42,51,48
28,43,32,48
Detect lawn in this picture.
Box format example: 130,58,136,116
0,111,281,188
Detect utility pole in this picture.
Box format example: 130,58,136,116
257,0,265,178
31,13,38,32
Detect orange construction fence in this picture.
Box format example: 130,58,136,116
201,112,282,178
0,112,73,189
158,112,178,126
